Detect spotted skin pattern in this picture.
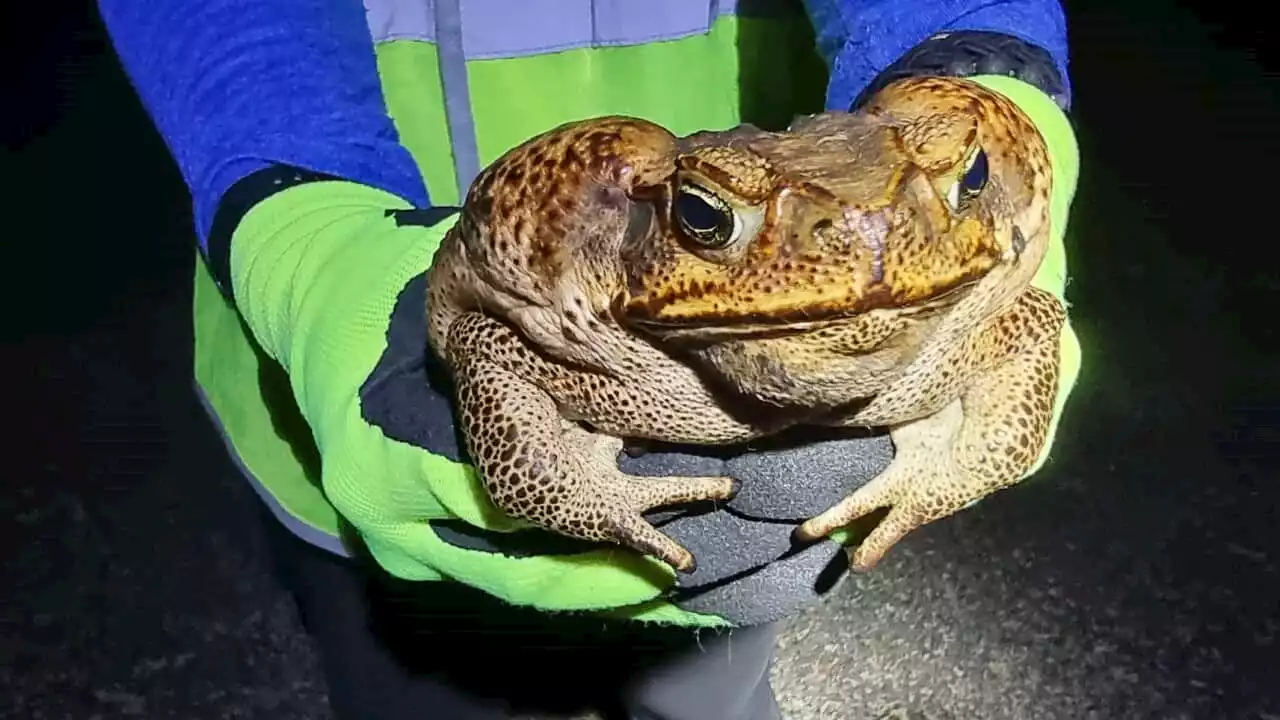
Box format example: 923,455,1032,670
426,76,1065,573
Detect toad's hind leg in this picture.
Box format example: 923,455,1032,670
446,312,738,573
797,287,1066,570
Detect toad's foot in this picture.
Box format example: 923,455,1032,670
449,315,738,573
797,288,1065,570
558,423,739,572
795,401,972,571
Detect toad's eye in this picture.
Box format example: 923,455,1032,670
962,148,989,194
946,147,989,210
674,184,741,249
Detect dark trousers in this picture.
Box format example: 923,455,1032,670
262,511,783,720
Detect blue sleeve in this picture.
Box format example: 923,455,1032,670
98,0,431,249
802,0,1071,111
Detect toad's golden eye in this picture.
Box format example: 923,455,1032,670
946,147,989,211
674,184,741,250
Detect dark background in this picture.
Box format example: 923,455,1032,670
3,1,1277,718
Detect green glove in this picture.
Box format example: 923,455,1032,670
228,182,697,619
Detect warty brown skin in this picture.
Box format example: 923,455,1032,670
426,76,1065,574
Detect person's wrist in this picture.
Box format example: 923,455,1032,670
853,30,1071,112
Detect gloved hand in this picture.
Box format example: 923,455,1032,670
228,178,891,628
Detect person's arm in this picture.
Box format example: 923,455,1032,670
802,0,1071,110
97,0,430,254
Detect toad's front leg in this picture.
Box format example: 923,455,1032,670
446,312,738,573
797,287,1067,570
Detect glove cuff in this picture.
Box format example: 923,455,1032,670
206,165,341,300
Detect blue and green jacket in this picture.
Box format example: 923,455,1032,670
97,0,1076,628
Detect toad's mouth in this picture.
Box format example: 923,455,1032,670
612,290,958,345
629,317,848,344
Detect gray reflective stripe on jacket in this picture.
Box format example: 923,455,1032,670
363,0,797,201
195,381,357,557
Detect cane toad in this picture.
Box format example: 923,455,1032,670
426,76,1064,573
